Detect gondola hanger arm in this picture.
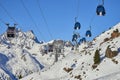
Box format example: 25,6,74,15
75,17,77,22
102,0,104,5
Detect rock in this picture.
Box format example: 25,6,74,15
63,67,73,73
111,29,120,39
105,45,118,58
74,75,81,79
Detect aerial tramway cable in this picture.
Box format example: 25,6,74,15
0,18,6,24
74,0,81,30
0,2,17,24
0,2,24,30
72,0,81,48
36,0,53,40
20,0,46,41
0,2,17,38
85,12,96,38
76,0,80,20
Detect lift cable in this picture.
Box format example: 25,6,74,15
0,18,6,24
85,11,96,38
76,0,80,20
0,2,17,24
20,0,46,41
102,0,104,5
89,12,96,31
0,2,25,30
0,18,6,31
36,0,53,40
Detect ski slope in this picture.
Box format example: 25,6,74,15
0,23,120,80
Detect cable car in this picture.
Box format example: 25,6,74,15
96,5,106,16
118,47,120,53
86,30,92,37
7,27,16,38
6,23,16,38
79,37,86,44
72,34,78,41
74,22,81,30
82,37,86,42
78,39,82,44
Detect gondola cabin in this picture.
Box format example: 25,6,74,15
96,5,106,16
72,34,78,42
79,37,86,43
79,39,82,44
74,22,81,30
86,30,92,37
82,37,86,42
7,27,16,38
48,44,54,52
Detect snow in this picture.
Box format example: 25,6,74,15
0,23,120,80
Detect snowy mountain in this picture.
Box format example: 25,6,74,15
0,29,45,80
0,23,120,80
0,28,70,80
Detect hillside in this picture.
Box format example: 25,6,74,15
0,29,70,80
21,23,120,80
0,23,120,80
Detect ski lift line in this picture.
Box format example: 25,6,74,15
98,0,104,5
0,18,6,24
0,3,17,24
20,0,46,41
74,0,81,30
98,0,101,5
74,0,80,21
89,13,96,26
89,3,98,30
75,17,77,22
0,2,23,30
36,0,53,40
0,18,6,32
102,0,104,5
85,11,96,38
90,25,91,31
89,12,96,30
76,0,80,19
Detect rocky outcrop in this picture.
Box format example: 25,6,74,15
105,45,118,58
100,29,120,46
111,29,120,39
63,67,73,73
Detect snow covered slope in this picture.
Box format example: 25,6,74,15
21,23,120,80
0,28,70,80
0,29,46,80
0,23,120,80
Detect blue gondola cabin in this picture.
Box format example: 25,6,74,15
72,34,78,42
96,5,106,16
86,30,92,37
74,22,81,30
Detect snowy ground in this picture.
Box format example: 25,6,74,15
0,23,120,80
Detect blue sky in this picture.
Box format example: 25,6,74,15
0,0,120,42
